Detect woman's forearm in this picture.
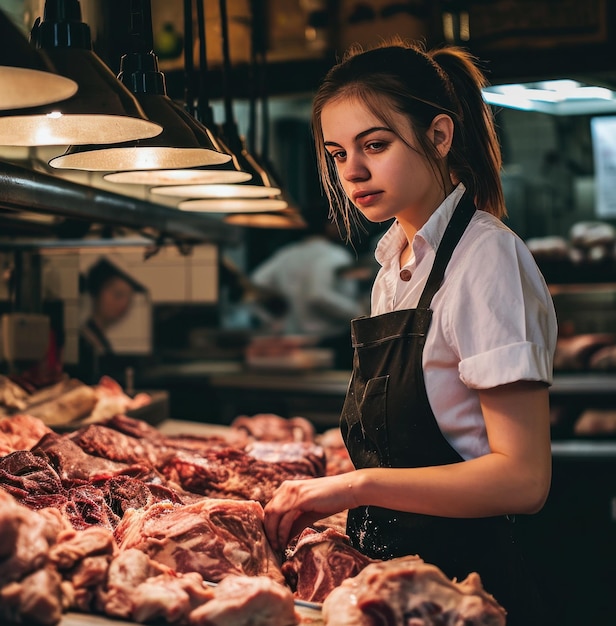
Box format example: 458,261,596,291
352,450,551,518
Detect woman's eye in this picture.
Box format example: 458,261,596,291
366,141,386,152
329,151,346,162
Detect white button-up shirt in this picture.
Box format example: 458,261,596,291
371,184,557,460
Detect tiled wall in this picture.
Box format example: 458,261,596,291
39,244,218,364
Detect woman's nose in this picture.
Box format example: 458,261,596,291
342,153,369,182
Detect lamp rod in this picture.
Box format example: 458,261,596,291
183,0,196,115
218,0,234,129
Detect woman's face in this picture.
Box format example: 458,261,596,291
321,96,445,227
95,277,135,325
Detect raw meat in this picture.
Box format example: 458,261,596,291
188,574,297,626
553,333,616,370
573,409,616,435
49,525,117,612
0,489,66,586
0,491,65,625
33,431,146,481
161,443,322,506
0,375,30,412
98,548,214,623
245,440,326,477
115,498,285,584
322,555,507,626
231,413,316,442
282,527,375,603
0,450,64,502
27,383,98,426
68,423,160,466
317,427,355,476
0,413,51,455
0,566,64,626
82,375,151,425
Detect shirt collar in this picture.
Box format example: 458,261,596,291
374,183,467,267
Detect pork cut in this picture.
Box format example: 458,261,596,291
114,498,285,584
0,566,64,626
0,490,65,625
282,527,375,603
188,574,297,626
322,555,507,626
97,548,214,623
0,413,52,456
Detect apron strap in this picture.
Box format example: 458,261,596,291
416,190,477,311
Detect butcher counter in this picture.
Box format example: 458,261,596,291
67,418,615,625
135,367,616,626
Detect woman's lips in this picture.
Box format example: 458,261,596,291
353,191,383,207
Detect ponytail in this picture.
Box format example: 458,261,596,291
430,47,506,218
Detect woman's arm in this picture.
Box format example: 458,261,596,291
264,380,552,551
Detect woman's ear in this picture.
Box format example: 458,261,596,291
428,114,454,157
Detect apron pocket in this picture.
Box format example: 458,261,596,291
359,375,390,467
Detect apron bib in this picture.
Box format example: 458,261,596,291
340,191,544,625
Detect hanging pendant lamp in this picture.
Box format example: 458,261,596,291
48,0,229,171
0,0,161,147
178,198,289,212
162,0,287,211
221,0,305,228
0,9,77,111
102,0,249,185
224,209,307,229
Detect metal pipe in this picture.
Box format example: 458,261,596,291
0,160,238,244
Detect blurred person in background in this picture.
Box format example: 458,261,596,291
250,205,365,368
78,258,142,384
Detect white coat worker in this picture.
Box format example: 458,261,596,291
250,206,365,368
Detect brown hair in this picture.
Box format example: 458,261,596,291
311,39,505,236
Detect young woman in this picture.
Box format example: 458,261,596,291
263,40,557,625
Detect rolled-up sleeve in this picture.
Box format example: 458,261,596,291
446,229,557,390
459,341,554,389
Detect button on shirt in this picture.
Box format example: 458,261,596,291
372,184,557,460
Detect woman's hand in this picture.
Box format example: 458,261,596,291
263,472,361,552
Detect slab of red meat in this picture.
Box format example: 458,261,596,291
33,432,128,480
231,413,316,443
161,444,322,506
93,474,184,518
188,574,298,626
282,527,375,603
0,446,182,531
322,555,507,626
245,441,326,478
68,423,160,466
0,450,64,501
0,414,52,456
33,432,150,482
100,412,163,440
114,498,285,584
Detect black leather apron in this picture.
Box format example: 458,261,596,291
340,191,544,625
